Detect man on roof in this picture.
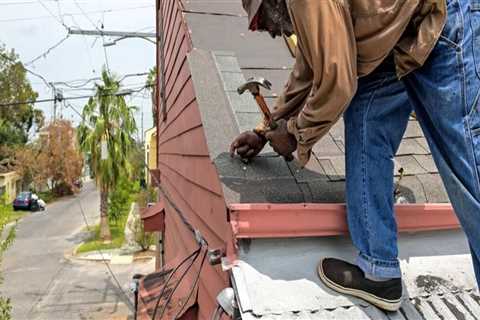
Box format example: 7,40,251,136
230,0,480,312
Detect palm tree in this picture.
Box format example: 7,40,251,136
77,69,137,241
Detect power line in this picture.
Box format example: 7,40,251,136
0,52,51,88
66,14,96,75
0,85,153,107
51,72,150,88
25,32,70,66
0,5,154,23
36,0,67,28
0,0,150,6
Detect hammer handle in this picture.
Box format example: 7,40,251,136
254,94,277,129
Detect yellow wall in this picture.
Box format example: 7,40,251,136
144,127,157,185
0,172,21,203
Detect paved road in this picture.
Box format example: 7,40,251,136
2,182,152,320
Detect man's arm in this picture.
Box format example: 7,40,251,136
275,0,358,166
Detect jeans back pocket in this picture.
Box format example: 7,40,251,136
471,0,480,78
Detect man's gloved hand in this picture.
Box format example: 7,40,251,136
265,119,297,159
230,131,267,159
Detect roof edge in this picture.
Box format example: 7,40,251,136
229,203,459,239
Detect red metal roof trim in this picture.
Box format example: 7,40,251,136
229,203,460,239
141,201,165,232
137,254,199,319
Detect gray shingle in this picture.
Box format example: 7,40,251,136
395,156,428,176
414,155,438,173
397,139,430,155
416,174,449,203
318,159,340,181
213,54,242,72
235,111,263,132
220,71,247,91
226,91,259,113
415,137,431,152
329,156,346,178
185,13,294,69
395,175,428,203
404,120,424,138
244,156,293,180
287,157,329,183
307,180,345,203
312,136,344,157
329,119,345,140
183,0,246,16
242,68,292,97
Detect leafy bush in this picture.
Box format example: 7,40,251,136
108,177,140,224
136,186,158,208
0,297,11,320
132,214,155,251
0,194,16,319
37,190,56,204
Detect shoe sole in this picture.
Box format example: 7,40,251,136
317,259,402,312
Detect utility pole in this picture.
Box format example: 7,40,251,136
51,84,57,121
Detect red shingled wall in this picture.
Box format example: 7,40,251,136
156,0,231,318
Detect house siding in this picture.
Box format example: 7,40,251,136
156,0,231,318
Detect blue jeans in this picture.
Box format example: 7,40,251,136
345,0,480,285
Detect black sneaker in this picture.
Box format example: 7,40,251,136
317,257,403,311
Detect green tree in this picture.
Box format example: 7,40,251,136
77,69,137,241
0,44,43,149
108,176,139,224
146,67,157,123
0,194,17,319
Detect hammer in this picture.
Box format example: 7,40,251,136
238,77,294,162
237,77,278,130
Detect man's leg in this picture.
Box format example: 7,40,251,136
317,57,411,311
344,57,412,280
402,0,480,288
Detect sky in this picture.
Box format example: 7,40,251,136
0,0,156,141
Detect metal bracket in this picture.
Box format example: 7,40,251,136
208,248,226,266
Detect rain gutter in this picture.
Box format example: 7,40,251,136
229,203,459,239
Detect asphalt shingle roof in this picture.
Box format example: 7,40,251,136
185,1,448,204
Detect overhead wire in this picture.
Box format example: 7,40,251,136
0,5,154,23
65,14,96,75
36,0,68,28
72,0,111,73
0,51,51,89
0,84,153,107
51,72,150,89
25,33,70,66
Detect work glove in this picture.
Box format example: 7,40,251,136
264,119,296,161
230,131,267,160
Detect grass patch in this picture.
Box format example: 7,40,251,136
8,210,27,224
76,214,128,254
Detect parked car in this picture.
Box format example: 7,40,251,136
13,192,33,211
13,192,43,211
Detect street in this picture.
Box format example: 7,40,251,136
1,181,151,320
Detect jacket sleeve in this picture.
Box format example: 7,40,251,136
277,0,358,166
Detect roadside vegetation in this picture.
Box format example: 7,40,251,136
0,195,17,319
77,69,137,242
76,179,157,254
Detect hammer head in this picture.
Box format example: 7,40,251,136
237,77,272,95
